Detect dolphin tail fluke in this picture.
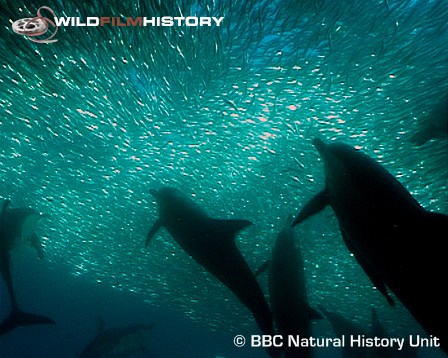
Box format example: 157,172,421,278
0,309,55,335
293,190,329,226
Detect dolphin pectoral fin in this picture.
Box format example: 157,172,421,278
145,219,162,247
254,260,271,277
293,190,329,226
309,306,323,320
340,229,395,306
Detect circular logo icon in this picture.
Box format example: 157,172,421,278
234,335,246,347
11,6,58,43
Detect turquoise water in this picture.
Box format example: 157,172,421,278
1,0,447,357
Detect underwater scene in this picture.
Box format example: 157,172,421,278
0,0,447,357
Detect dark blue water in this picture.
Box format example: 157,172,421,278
1,253,269,357
1,0,447,357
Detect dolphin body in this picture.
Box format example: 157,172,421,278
269,217,322,358
79,318,154,358
293,139,448,354
145,187,277,354
0,200,55,335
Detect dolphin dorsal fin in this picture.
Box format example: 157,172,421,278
208,219,252,241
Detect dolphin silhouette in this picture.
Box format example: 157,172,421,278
0,200,55,335
293,139,448,354
145,187,277,355
269,216,322,358
79,317,154,358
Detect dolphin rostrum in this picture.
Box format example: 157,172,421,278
0,200,55,335
145,187,277,355
269,216,322,358
292,139,448,354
